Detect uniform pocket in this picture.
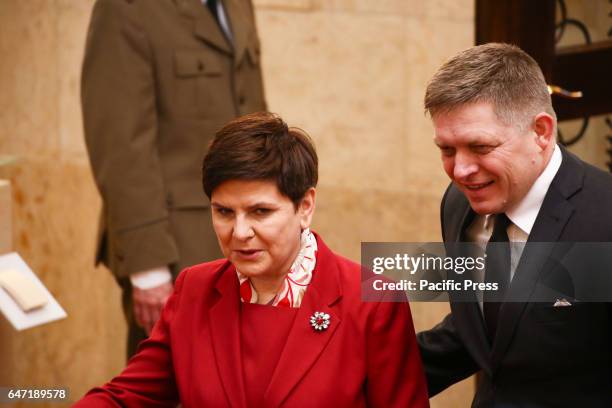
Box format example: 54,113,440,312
172,50,225,117
174,50,222,77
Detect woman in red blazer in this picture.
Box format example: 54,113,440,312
75,112,428,407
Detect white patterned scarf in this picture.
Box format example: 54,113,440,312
237,229,317,308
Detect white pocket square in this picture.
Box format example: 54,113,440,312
553,298,572,307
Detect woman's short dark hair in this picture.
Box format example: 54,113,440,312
202,112,318,207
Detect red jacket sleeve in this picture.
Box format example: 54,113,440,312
365,297,430,407
73,270,188,407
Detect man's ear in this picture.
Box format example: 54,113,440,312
299,187,316,229
533,112,556,151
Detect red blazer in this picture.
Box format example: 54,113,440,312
75,236,428,407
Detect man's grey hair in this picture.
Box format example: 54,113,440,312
424,43,556,130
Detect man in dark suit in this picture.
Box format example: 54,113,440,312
81,0,266,357
417,43,612,406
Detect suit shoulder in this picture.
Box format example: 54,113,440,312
94,0,137,7
90,0,147,25
331,253,406,302
582,160,612,189
557,154,612,239
179,259,229,289
332,252,361,280
575,159,612,207
333,252,361,270
561,147,612,193
92,0,136,14
324,252,361,294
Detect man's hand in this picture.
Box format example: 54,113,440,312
130,266,173,335
132,282,174,335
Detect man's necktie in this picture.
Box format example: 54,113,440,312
205,0,232,42
483,213,511,341
206,0,220,24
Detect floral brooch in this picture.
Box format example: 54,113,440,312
309,311,331,331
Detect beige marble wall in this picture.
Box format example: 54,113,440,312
0,180,14,390
0,2,125,407
0,0,481,406
0,181,11,253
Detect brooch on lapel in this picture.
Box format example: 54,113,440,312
310,311,331,331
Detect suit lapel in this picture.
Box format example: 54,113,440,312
490,146,582,368
444,189,493,371
208,264,247,408
263,237,343,407
174,0,233,54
